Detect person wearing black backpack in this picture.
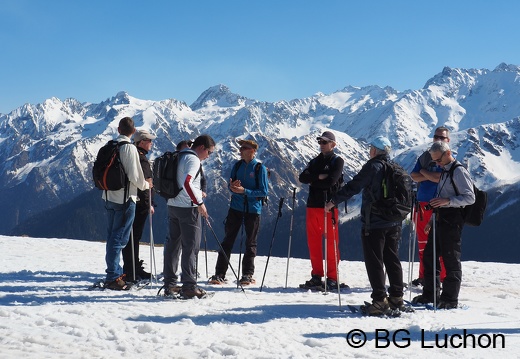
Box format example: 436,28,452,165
412,141,475,309
326,136,405,316
208,139,269,286
122,129,156,282
299,131,344,291
102,117,153,290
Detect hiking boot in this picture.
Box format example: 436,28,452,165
364,298,390,316
388,296,406,311
136,260,151,280
325,278,338,290
304,275,323,288
164,283,182,296
437,300,458,310
412,294,434,305
239,275,256,285
105,275,133,291
411,278,424,286
181,286,207,299
208,275,226,285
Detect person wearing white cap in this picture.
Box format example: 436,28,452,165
325,135,405,315
122,128,157,282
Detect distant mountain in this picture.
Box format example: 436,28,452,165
2,63,520,263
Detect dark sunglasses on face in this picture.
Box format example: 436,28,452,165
433,135,448,141
317,140,330,145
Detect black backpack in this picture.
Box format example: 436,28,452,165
153,151,200,199
92,140,130,191
231,160,270,205
369,159,413,222
447,163,487,226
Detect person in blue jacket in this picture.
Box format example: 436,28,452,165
209,139,269,285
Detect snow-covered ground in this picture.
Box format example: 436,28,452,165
1,235,519,358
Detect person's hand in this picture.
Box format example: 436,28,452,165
429,197,450,208
424,220,432,234
318,174,328,180
198,203,208,218
202,191,207,198
146,178,153,188
150,206,155,215
324,201,335,212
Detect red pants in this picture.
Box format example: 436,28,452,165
416,202,446,282
306,207,340,281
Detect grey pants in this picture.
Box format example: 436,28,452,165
163,206,201,287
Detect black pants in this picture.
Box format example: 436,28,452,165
122,204,149,279
215,208,260,277
361,226,404,301
423,208,464,303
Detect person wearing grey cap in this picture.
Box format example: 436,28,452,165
122,129,157,282
325,135,405,315
299,131,344,291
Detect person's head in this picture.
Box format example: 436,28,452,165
433,126,450,143
176,140,193,151
118,117,135,137
316,131,336,154
191,134,216,161
237,139,258,162
429,141,454,167
134,129,156,151
369,135,391,158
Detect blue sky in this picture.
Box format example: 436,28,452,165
1,0,519,114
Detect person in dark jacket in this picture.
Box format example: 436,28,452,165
325,136,404,315
299,131,344,290
122,129,156,281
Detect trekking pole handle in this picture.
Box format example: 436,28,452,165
291,187,296,200
278,197,284,217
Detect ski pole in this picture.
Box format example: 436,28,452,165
407,193,416,292
331,207,343,311
205,217,246,294
203,219,208,278
323,191,328,295
260,197,284,292
432,210,437,312
130,228,136,282
149,188,157,286
284,187,296,289
237,197,246,289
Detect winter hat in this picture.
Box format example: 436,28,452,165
134,129,157,143
316,131,336,142
237,139,258,150
371,135,392,151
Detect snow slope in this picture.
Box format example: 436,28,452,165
1,236,519,358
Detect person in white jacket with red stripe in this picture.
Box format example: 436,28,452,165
163,134,215,299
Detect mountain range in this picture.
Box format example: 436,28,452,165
2,63,519,263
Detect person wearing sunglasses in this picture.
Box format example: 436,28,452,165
209,139,269,286
122,129,156,282
413,141,475,309
299,131,344,291
163,134,215,299
409,126,451,287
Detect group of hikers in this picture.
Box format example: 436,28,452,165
99,117,476,313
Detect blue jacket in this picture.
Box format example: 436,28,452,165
229,158,269,214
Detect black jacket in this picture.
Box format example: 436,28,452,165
136,146,154,208
299,152,344,208
333,155,401,229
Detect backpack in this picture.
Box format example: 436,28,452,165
369,159,413,222
92,140,130,191
447,163,487,226
153,150,201,199
231,160,270,205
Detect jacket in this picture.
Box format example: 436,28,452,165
333,154,401,229
167,149,204,208
102,135,150,204
136,146,154,208
299,152,344,208
229,158,269,215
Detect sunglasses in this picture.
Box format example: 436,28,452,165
433,135,448,141
239,146,253,151
431,152,446,163
317,140,330,145
142,139,152,142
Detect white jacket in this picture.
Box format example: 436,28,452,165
167,149,204,208
102,135,150,204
